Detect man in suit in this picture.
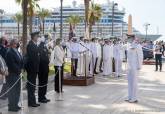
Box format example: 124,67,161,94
38,34,50,103
6,39,23,112
0,36,8,100
26,31,40,107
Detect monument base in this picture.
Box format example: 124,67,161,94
63,74,95,86
143,59,155,65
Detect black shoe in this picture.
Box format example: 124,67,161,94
8,108,19,112
28,103,40,107
45,99,51,102
128,100,138,103
15,106,22,110
94,72,98,75
16,106,21,110
55,90,64,93
124,99,130,102
39,99,50,103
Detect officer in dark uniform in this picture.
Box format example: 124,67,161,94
26,31,40,107
38,34,50,103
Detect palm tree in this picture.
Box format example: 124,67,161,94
37,8,51,34
15,0,39,33
88,2,102,38
12,12,23,37
66,15,82,39
84,0,90,28
15,0,28,55
84,0,91,38
27,0,40,33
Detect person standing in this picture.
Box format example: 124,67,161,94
6,39,23,112
99,39,104,72
0,36,8,100
103,39,113,76
154,42,163,72
84,39,92,76
96,39,102,73
77,36,86,76
69,38,79,76
90,38,98,75
54,39,65,93
126,35,143,103
38,34,50,103
113,39,122,77
25,31,40,107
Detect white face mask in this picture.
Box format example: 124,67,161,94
60,42,63,46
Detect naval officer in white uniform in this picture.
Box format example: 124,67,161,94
126,34,143,103
103,39,113,76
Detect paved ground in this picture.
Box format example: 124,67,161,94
0,64,165,114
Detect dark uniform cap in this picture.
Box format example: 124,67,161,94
44,34,49,38
31,31,40,38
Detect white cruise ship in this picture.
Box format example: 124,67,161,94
0,0,161,41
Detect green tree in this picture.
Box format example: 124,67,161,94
27,0,40,33
15,0,40,33
37,8,51,34
12,12,23,36
15,0,28,54
88,2,102,38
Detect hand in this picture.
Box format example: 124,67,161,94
0,68,5,75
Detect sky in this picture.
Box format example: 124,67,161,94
0,0,165,38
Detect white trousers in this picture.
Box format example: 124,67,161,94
77,54,85,76
114,58,122,76
127,69,138,101
103,58,112,76
90,56,96,75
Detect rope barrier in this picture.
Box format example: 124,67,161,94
0,75,23,98
26,70,59,88
0,70,59,98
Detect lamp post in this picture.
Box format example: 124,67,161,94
60,0,63,39
111,2,118,36
144,23,150,40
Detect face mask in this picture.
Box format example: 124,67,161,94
45,39,48,44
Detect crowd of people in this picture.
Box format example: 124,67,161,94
0,31,164,112
64,37,128,77
142,40,165,71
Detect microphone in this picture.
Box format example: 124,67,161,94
79,42,91,52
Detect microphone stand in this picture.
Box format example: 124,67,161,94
79,42,94,77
